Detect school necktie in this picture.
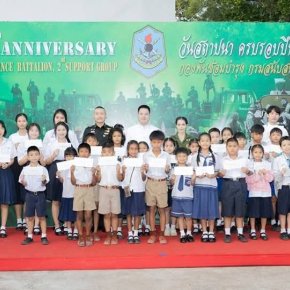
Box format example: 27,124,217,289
178,175,184,191
203,157,208,167
287,159,290,168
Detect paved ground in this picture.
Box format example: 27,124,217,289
0,267,287,290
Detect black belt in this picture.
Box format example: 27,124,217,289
26,190,45,196
223,178,245,182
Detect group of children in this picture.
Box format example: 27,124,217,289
1,105,290,247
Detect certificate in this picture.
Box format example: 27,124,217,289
174,166,193,176
0,153,10,163
90,146,102,156
223,158,247,170
253,162,271,172
24,139,43,149
148,158,166,168
24,166,43,176
195,165,215,176
211,144,226,154
123,157,143,168
98,156,118,166
264,144,282,154
114,147,126,157
73,157,94,168
170,155,177,164
56,160,74,171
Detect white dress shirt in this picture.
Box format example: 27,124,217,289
43,129,79,149
262,123,288,144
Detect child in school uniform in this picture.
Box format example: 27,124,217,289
234,132,248,151
171,147,194,243
9,113,29,231
45,121,72,236
57,147,78,241
273,136,290,240
96,142,123,245
192,133,220,242
246,145,273,240
221,127,233,144
19,146,49,245
122,140,147,243
0,120,16,238
219,137,253,243
163,137,178,237
71,143,97,247
143,130,171,244
248,124,266,159
209,128,221,145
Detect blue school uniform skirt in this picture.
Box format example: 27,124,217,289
248,196,272,218
130,191,146,216
10,157,25,204
47,161,63,202
192,186,219,220
120,187,132,216
0,168,16,205
59,197,76,222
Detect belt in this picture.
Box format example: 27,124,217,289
100,185,119,189
26,190,45,196
223,178,245,182
148,177,166,182
75,184,94,188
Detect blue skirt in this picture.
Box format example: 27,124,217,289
10,157,25,204
120,187,132,216
47,161,63,202
130,191,146,216
0,168,16,205
192,186,219,220
59,197,76,222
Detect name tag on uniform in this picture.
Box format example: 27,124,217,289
0,153,10,163
25,139,43,149
73,157,94,168
174,166,193,176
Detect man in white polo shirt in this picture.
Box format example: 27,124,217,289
125,105,159,146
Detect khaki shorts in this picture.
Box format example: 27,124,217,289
93,185,100,203
98,187,121,215
145,179,168,208
73,186,96,211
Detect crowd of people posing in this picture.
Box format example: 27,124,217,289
0,104,289,247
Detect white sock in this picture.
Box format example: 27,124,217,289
287,228,290,234
231,221,235,227
17,218,22,224
67,228,72,233
278,220,281,226
281,228,286,233
271,219,276,225
171,224,176,229
146,225,150,230
216,219,222,226
28,234,33,239
180,230,185,237
134,230,138,236
138,224,142,229
260,229,265,234
128,231,133,236
117,227,122,232
74,228,78,234
41,233,47,238
165,224,170,229
237,228,243,235
225,227,231,235
251,229,256,233
1,226,5,230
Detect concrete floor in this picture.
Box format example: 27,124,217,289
0,267,287,290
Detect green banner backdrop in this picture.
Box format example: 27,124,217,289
0,22,290,138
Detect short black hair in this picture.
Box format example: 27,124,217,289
175,116,188,125
0,120,7,136
83,133,98,143
226,137,239,145
175,147,189,156
234,132,246,140
114,123,124,131
280,136,290,146
250,124,264,134
138,105,150,113
267,105,281,115
64,147,77,157
149,130,165,141
208,127,220,135
27,146,40,154
102,142,114,149
270,127,283,136
78,142,91,153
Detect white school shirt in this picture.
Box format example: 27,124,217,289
273,153,290,190
122,165,145,192
19,165,49,192
143,150,170,179
262,123,288,144
17,139,44,161
99,165,120,186
0,138,16,160
74,166,93,185
43,129,79,149
59,169,74,198
44,140,69,161
221,155,253,179
9,132,29,146
125,123,159,146
171,169,193,199
192,152,220,188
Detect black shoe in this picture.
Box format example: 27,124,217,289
186,234,194,242
249,232,257,240
208,233,216,243
238,234,248,243
33,226,41,236
280,232,289,240
260,232,268,241
54,227,63,236
180,236,187,243
133,236,140,244
67,232,73,240
272,223,280,232
16,222,23,231
21,237,33,245
0,228,7,238
41,237,49,245
224,234,232,243
201,233,209,243
216,225,224,232
127,235,134,244
144,228,150,236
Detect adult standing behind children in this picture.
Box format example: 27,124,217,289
170,116,192,148
82,106,112,146
125,105,159,146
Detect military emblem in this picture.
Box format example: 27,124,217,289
131,25,167,78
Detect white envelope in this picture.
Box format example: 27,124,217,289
98,156,118,166
24,139,43,149
148,158,166,168
90,146,102,156
174,166,193,176
239,150,249,159
253,162,271,172
195,165,215,176
114,147,126,157
123,157,143,168
211,144,226,154
73,157,94,168
223,158,247,170
0,153,10,163
56,160,74,171
170,155,177,164
24,166,44,176
264,144,282,154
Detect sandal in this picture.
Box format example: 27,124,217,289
193,227,199,234
249,232,257,240
159,235,167,244
94,234,101,242
180,235,187,243
144,227,150,236
72,232,79,240
133,236,140,244
54,227,63,236
208,233,216,243
86,235,93,246
186,234,194,242
128,235,134,244
201,232,209,243
117,230,123,239
260,232,268,241
103,236,111,245
63,226,68,235
147,234,157,244
111,235,118,245
16,222,23,231
67,232,73,240
33,226,41,235
0,228,7,238
77,236,85,247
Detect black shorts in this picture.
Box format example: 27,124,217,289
221,178,247,218
278,186,290,215
25,190,47,218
